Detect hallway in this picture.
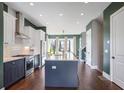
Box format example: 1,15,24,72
7,63,121,90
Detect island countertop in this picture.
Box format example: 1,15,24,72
46,56,78,61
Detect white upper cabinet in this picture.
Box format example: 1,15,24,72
24,26,41,54
24,27,44,54
24,26,35,46
4,12,16,45
40,31,45,41
34,30,41,54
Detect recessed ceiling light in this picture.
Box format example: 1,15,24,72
84,2,88,4
40,14,43,16
29,2,34,6
76,21,79,24
81,13,84,16
46,22,49,25
59,13,64,16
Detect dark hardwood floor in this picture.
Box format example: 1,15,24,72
7,62,122,90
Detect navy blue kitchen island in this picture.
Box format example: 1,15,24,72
45,60,79,89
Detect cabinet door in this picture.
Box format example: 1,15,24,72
42,31,45,41
4,12,15,44
4,62,11,87
4,61,16,87
41,31,45,41
23,27,31,46
4,59,25,88
8,16,12,44
15,59,25,80
4,12,8,44
11,17,16,44
24,26,36,46
34,30,40,54
29,27,35,46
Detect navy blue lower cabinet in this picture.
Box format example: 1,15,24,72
4,61,15,88
45,60,79,88
15,59,25,80
4,58,25,88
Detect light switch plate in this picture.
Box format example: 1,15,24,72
107,40,110,44
105,49,108,53
52,66,56,69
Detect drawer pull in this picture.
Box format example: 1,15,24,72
12,62,15,64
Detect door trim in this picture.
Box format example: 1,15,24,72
86,29,92,67
110,6,124,86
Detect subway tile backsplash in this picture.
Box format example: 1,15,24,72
4,44,25,57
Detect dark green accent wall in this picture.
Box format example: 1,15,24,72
86,21,92,31
24,18,36,29
48,35,80,56
0,3,3,89
76,35,80,57
103,2,124,74
24,18,47,40
48,34,80,39
3,3,8,12
24,18,46,32
80,32,85,60
35,26,46,32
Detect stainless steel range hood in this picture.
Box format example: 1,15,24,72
15,12,30,39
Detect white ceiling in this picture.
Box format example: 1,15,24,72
6,2,110,35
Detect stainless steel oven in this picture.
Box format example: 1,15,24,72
25,56,34,77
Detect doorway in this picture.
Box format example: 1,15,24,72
110,6,124,89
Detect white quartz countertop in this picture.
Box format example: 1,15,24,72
4,56,25,63
4,53,40,63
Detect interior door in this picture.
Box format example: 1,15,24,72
86,29,91,66
111,7,124,89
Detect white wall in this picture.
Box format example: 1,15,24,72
8,7,16,17
91,20,103,72
81,32,86,49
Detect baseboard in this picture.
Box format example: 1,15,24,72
79,59,85,62
91,65,97,69
95,67,103,73
0,87,5,90
86,63,97,69
97,69,103,73
103,71,111,80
